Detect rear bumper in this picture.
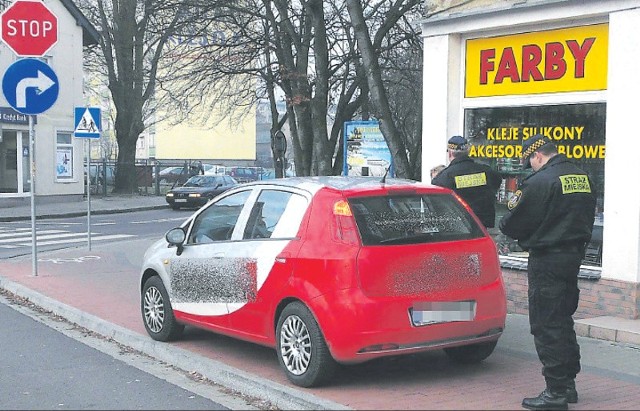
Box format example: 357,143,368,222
310,278,507,363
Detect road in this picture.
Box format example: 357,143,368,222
0,208,195,259
0,295,261,410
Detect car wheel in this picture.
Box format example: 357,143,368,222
276,301,337,387
443,340,497,364
141,275,184,342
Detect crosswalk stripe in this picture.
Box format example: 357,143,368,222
0,232,94,244
16,234,135,246
0,230,67,240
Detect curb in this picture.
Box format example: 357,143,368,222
0,276,350,411
0,204,168,222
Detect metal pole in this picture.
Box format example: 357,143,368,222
29,115,37,277
86,139,92,250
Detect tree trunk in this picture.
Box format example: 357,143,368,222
346,0,413,179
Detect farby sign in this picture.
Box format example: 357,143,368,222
465,24,608,97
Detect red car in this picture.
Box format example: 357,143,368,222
139,176,507,387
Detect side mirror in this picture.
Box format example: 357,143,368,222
165,227,186,256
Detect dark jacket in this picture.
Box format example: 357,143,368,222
431,156,502,228
499,154,596,251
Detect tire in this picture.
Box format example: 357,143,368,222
141,275,184,342
443,340,497,364
276,301,337,387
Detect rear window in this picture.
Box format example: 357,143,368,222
348,193,485,246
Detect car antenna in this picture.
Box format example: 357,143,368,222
380,167,389,184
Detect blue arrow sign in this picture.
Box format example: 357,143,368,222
74,107,101,138
2,58,59,115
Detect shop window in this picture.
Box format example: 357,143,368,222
464,103,605,267
56,132,74,180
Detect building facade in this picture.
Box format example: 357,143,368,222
421,0,640,319
0,0,98,207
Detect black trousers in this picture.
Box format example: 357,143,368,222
527,248,582,392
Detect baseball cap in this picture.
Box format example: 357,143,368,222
521,134,551,169
447,135,468,151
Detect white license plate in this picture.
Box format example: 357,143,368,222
411,301,476,326
175,199,187,203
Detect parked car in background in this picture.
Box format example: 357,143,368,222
225,166,261,183
259,167,295,180
165,174,237,209
84,164,116,186
154,163,217,185
203,165,226,176
140,176,507,388
154,166,186,185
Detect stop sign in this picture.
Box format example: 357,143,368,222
1,0,58,57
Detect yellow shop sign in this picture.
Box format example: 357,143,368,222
465,24,608,97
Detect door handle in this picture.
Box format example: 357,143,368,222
275,252,290,264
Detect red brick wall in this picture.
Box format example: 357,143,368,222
502,268,640,320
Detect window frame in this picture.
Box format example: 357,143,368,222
55,130,74,182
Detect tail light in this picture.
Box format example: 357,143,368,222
332,200,360,246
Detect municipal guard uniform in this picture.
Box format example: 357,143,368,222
500,134,596,409
432,136,502,228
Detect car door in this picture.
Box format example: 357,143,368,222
166,189,253,330
227,186,312,342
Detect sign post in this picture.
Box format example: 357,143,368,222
1,0,59,277
74,107,102,250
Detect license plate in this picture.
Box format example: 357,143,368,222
175,199,187,203
411,301,476,326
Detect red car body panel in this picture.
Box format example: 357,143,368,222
152,178,507,364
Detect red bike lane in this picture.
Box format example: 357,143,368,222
1,241,638,410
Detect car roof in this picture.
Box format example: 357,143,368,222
239,176,442,195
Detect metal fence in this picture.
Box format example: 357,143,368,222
86,159,251,196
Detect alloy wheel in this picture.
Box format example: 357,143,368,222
143,286,165,333
279,314,312,375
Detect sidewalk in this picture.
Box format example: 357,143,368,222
0,194,639,410
0,193,168,222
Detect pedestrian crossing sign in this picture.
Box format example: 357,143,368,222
74,107,101,138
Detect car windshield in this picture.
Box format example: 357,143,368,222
348,193,484,246
183,175,222,187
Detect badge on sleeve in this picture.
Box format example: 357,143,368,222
507,189,522,210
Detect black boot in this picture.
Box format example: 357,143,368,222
565,380,578,404
522,389,568,410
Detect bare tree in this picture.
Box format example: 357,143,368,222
346,0,421,179
79,0,195,193
80,0,423,184
176,0,422,178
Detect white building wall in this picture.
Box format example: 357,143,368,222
422,34,462,176
0,0,86,199
602,7,640,283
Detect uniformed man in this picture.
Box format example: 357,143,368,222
499,134,597,411
431,135,502,228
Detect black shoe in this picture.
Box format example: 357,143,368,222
522,389,568,410
565,387,578,404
